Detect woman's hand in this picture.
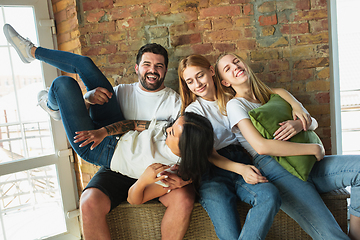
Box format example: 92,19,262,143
271,88,312,131
139,163,171,186
273,120,303,141
128,164,171,205
314,144,325,161
292,105,312,131
159,164,192,190
74,127,107,150
237,164,268,185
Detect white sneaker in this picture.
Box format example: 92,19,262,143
37,90,61,121
3,24,35,63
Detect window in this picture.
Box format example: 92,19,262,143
328,0,360,155
0,1,81,240
336,0,360,155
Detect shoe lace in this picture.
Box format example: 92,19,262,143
18,35,34,48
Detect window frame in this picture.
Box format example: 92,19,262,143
0,0,81,239
328,0,343,155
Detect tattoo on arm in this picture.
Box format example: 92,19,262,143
104,120,135,135
134,121,150,131
103,120,150,136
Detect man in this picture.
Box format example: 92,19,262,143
3,23,194,240
80,44,195,240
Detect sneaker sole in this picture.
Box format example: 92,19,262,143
37,91,61,121
3,24,31,63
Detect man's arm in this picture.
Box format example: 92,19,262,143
104,120,150,135
74,120,150,150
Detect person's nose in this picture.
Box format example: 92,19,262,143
149,64,157,73
194,78,202,87
230,64,238,75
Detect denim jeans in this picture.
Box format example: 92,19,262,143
35,47,124,167
253,154,351,240
309,155,360,218
199,146,281,240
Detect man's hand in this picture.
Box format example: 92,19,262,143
74,127,107,150
84,87,113,105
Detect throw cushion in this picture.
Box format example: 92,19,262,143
248,94,322,181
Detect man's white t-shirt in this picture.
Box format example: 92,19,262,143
110,82,181,180
114,82,181,121
110,119,180,179
185,97,239,150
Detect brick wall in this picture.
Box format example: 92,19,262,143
51,0,330,190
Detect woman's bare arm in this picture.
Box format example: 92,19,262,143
237,118,324,160
209,149,268,184
127,163,170,205
272,88,312,130
128,182,169,205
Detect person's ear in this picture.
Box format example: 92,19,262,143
221,79,231,87
135,64,139,74
209,66,215,76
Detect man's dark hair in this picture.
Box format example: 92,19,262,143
136,43,169,68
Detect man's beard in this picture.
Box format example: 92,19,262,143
139,72,165,91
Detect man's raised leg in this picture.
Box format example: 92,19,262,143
158,185,195,240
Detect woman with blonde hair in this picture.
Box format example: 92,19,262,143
178,54,281,240
216,53,360,240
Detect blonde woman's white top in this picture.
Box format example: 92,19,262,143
185,97,240,150
226,97,318,157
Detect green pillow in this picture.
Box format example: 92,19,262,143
248,94,322,181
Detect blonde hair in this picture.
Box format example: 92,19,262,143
215,53,274,114
178,54,231,114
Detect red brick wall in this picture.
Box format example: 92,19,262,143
52,0,330,189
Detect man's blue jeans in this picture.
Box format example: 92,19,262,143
199,146,281,240
35,47,124,167
254,154,355,240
